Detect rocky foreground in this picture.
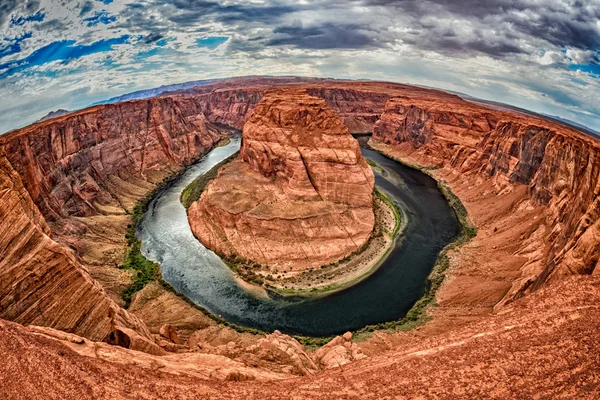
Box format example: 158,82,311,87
0,77,599,398
188,89,375,271
2,275,599,399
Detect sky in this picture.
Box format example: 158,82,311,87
0,0,599,134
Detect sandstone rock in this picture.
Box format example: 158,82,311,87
0,152,152,342
249,330,318,375
189,89,375,270
313,332,366,369
3,274,600,398
109,326,166,356
2,96,222,220
372,95,600,299
159,324,181,345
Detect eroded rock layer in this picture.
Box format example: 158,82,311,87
0,96,224,342
372,96,600,300
189,89,375,270
2,274,599,399
2,96,222,220
0,151,151,342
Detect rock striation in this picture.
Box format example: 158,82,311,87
372,96,600,300
174,78,398,133
2,96,222,220
189,89,375,270
0,96,225,343
0,150,152,342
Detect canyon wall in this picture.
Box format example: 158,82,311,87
372,96,600,298
0,96,225,342
2,96,222,221
0,76,597,353
0,150,152,342
188,89,375,270
174,79,398,134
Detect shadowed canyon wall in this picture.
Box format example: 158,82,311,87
372,96,600,299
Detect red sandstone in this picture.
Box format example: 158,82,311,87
189,89,375,270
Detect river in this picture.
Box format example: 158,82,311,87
137,136,460,336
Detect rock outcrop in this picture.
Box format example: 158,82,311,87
372,96,600,300
313,331,366,369
189,89,375,270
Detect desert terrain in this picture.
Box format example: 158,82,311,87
0,77,598,398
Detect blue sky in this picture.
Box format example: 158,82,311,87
0,0,599,134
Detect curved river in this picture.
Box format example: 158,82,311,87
138,137,461,336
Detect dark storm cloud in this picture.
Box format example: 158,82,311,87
120,0,299,29
142,31,164,44
79,1,95,16
267,23,382,50
365,0,600,56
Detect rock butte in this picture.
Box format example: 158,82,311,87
0,76,598,398
188,89,375,270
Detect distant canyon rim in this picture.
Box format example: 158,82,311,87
1,76,599,398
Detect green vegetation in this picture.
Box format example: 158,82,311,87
374,187,401,237
120,141,477,346
180,151,239,209
121,173,183,308
295,335,335,349
216,137,231,147
120,141,236,307
366,158,383,173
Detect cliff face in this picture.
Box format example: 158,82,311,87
0,151,151,342
176,80,394,134
189,89,375,270
0,96,225,343
2,96,222,220
372,96,600,297
305,87,390,133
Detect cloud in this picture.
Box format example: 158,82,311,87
0,0,599,135
142,32,164,44
79,1,95,16
10,9,45,26
83,11,117,27
0,0,40,28
0,35,131,78
267,22,382,50
365,0,600,57
0,32,32,59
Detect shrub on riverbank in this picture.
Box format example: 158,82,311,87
180,151,239,209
